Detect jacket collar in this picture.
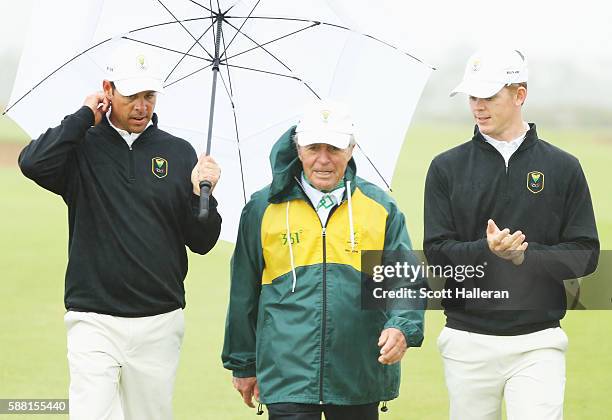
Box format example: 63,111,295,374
472,122,538,153
98,113,159,145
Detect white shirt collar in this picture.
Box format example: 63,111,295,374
482,122,529,168
300,173,345,226
106,109,152,148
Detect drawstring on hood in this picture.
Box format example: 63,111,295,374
286,201,298,292
346,179,355,251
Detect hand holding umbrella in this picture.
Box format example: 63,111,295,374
191,154,220,222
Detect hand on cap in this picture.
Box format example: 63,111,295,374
83,92,110,126
191,154,220,196
486,219,528,265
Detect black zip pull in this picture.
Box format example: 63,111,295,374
256,403,264,415
381,401,388,412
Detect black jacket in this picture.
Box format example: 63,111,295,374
424,124,599,334
19,106,222,317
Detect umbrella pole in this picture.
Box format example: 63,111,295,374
198,15,224,222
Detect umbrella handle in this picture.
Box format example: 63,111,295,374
197,180,212,222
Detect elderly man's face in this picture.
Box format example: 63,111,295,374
298,143,354,191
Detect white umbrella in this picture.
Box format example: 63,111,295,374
5,0,433,242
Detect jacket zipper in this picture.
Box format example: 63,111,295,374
504,149,523,203
319,225,327,404
292,176,347,404
318,203,343,404
485,143,518,204
128,145,135,183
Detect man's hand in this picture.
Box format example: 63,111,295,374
83,92,110,126
232,376,259,408
377,328,408,365
486,219,528,265
191,154,221,195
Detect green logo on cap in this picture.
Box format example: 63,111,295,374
137,54,147,70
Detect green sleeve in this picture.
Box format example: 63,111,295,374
221,198,265,377
382,198,426,347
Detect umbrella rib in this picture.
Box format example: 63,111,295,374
223,63,296,80
214,0,235,99
209,0,216,41
156,0,214,60
187,0,213,13
225,15,436,69
163,62,215,89
222,19,295,73
219,0,262,60
3,37,113,115
226,16,322,24
236,115,297,145
356,144,392,191
215,8,246,204
222,23,319,63
125,17,213,34
219,22,234,97
233,107,248,205
122,36,210,61
222,20,322,98
217,71,247,205
217,66,233,105
162,20,216,83
223,2,238,14
223,63,320,99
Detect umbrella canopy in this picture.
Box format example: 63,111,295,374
6,0,433,241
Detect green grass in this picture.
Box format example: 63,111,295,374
0,124,610,419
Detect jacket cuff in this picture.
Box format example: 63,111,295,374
74,106,96,128
384,319,424,348
191,194,219,210
232,368,256,378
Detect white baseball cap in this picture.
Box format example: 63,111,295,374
295,99,355,149
106,42,164,96
450,48,528,98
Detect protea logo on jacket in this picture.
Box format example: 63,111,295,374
152,157,168,178
527,170,544,193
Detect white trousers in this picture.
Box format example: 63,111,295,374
438,326,567,420
64,309,184,420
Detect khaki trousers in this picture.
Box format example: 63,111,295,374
438,326,567,420
64,309,184,420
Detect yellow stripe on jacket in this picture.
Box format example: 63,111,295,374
261,188,387,284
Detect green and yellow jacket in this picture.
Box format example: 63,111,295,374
222,126,424,405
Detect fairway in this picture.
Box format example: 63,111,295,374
0,124,610,419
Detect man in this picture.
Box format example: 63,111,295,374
222,100,425,419
18,42,222,420
424,48,599,420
